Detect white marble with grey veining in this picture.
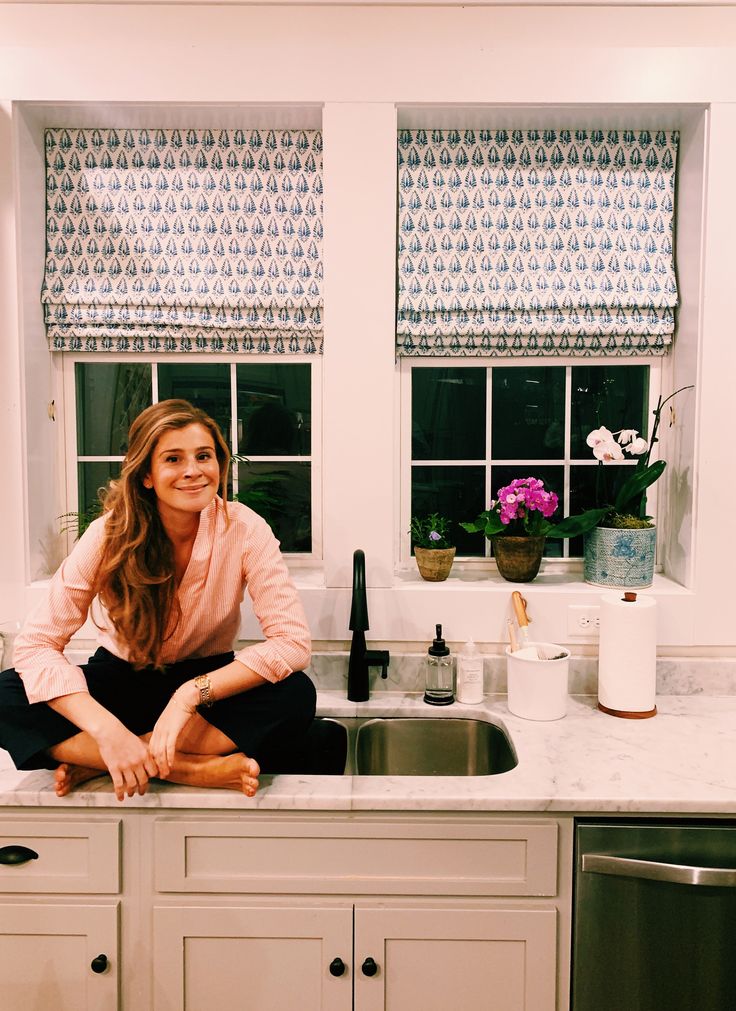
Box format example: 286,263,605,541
1,691,735,814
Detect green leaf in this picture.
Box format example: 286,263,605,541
614,461,666,514
460,511,504,537
545,507,611,539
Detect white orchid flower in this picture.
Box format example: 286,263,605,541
625,436,649,455
592,438,624,462
617,429,638,445
586,426,614,448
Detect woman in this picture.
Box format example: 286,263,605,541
0,399,314,801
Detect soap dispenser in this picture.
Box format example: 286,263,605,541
424,624,454,706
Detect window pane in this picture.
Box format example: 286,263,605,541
75,363,151,456
158,363,232,448
412,368,486,460
568,462,636,556
490,465,565,558
237,462,311,553
237,364,311,456
76,462,121,529
491,367,565,460
411,465,486,556
571,365,649,458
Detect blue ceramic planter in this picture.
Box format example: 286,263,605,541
583,526,656,588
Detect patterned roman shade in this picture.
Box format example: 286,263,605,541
42,128,323,354
397,128,678,357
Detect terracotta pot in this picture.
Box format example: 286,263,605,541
414,546,456,582
492,536,545,583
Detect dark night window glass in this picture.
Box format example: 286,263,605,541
412,368,486,460
491,367,565,460
570,365,649,458
158,363,232,449
411,465,486,556
76,363,151,456
237,461,311,553
237,363,311,456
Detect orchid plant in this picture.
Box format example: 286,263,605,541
461,477,608,541
587,385,694,526
410,513,454,550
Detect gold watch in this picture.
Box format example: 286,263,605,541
194,674,214,708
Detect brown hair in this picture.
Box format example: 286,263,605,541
94,399,231,670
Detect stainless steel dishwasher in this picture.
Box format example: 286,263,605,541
572,819,736,1011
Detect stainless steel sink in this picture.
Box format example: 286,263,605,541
312,716,517,777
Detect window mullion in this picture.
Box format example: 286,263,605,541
230,362,239,500
485,365,493,558
563,365,572,559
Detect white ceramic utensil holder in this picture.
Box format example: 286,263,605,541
506,643,570,721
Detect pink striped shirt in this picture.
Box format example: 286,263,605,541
14,498,311,705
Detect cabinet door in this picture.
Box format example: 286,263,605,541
355,906,557,1011
154,905,352,1011
0,902,119,1010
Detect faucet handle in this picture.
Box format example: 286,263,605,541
366,649,390,680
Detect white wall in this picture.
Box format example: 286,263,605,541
1,3,735,655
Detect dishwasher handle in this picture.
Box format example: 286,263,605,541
582,853,736,887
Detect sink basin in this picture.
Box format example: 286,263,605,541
354,717,517,777
305,716,517,777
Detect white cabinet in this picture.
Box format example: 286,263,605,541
151,814,566,1011
0,817,121,1010
0,809,571,1011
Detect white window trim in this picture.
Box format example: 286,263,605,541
399,355,663,573
59,351,322,564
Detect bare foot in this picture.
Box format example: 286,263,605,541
162,752,261,796
54,763,107,797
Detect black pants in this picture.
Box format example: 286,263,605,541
0,648,317,774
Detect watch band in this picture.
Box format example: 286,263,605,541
194,674,214,708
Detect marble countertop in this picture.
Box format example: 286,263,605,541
1,691,735,814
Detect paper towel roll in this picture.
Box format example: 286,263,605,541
597,591,657,717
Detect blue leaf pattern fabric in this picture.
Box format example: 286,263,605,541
42,128,323,354
397,128,678,357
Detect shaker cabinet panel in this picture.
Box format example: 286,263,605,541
0,902,119,1011
354,906,558,1011
0,818,121,893
153,905,352,1011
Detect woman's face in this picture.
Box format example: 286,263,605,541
143,423,221,524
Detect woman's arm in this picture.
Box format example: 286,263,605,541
48,691,159,801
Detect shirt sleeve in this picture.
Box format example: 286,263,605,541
13,518,107,704
233,515,312,682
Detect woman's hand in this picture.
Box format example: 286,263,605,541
148,684,198,777
95,722,160,802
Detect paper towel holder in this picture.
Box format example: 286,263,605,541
597,590,657,720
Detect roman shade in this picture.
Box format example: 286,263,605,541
42,127,323,354
397,128,678,357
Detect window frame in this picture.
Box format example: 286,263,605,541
59,351,323,564
399,355,663,571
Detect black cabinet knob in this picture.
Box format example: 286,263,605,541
329,957,346,977
90,954,108,974
361,956,378,977
0,845,39,866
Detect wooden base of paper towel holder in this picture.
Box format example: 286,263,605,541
598,702,657,719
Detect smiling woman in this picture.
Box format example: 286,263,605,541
0,400,314,802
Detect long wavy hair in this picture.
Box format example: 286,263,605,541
94,399,231,670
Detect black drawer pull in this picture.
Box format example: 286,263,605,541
361,957,378,977
0,845,39,866
329,957,346,977
91,954,108,974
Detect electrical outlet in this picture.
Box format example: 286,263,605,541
567,605,601,637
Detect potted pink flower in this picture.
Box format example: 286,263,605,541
462,477,607,582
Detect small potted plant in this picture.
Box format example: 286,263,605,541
461,477,608,582
583,385,693,588
410,513,456,581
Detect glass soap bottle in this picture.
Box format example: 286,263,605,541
424,624,455,706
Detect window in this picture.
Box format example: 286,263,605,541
65,356,319,556
402,359,659,563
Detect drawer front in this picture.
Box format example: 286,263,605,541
155,818,558,896
0,819,120,893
